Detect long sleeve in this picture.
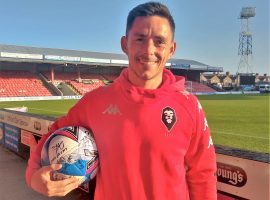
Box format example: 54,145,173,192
25,131,52,187
184,97,217,200
25,93,92,187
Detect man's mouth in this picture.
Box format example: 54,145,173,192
138,58,158,65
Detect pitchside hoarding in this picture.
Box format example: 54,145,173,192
4,124,20,153
216,153,269,200
0,122,4,145
0,109,54,136
20,129,38,153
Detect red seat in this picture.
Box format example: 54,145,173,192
0,70,52,97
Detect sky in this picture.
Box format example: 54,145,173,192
0,0,269,75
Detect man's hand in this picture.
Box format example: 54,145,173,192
30,164,80,197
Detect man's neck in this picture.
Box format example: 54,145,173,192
127,71,163,89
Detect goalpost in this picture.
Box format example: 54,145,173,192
185,80,193,93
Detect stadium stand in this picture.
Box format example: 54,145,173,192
43,71,77,81
42,71,218,95
102,74,118,82
185,81,216,93
42,72,106,95
68,80,105,95
0,71,52,97
43,72,105,81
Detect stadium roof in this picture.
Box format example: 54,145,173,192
0,44,223,72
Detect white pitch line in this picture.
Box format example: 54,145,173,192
28,107,66,114
0,103,66,114
214,130,270,140
0,103,21,107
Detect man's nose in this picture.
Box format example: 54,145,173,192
143,39,156,55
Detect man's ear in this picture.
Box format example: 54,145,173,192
169,41,176,58
121,36,128,54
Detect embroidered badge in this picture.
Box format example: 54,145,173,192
161,106,177,131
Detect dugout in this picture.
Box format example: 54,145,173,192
0,108,269,199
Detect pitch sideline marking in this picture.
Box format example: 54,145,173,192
28,107,66,114
0,103,66,114
214,130,270,140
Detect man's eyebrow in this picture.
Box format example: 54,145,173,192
133,33,167,40
134,33,146,37
154,36,166,41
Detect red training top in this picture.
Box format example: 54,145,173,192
26,68,217,200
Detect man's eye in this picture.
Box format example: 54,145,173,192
136,38,144,42
156,40,165,45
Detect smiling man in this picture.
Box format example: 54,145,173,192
26,2,217,200
121,13,176,89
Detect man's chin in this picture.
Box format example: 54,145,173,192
138,71,153,79
141,63,159,71
139,73,159,81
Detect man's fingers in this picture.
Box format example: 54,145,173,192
49,164,63,171
30,165,80,197
49,177,81,196
42,164,62,175
51,176,80,187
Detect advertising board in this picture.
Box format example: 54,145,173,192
110,59,129,64
21,129,39,153
217,192,242,200
45,55,80,62
216,153,269,200
4,124,20,153
0,109,54,136
0,52,43,60
0,122,3,145
81,57,110,64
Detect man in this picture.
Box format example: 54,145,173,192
26,2,217,199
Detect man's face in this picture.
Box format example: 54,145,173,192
121,16,176,88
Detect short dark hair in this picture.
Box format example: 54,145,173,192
126,2,175,39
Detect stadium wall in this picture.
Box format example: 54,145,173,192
0,95,81,102
0,109,269,199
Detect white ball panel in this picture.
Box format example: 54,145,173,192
48,135,78,164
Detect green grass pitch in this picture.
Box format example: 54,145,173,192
198,94,269,154
0,94,269,153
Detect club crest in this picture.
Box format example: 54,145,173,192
161,106,177,131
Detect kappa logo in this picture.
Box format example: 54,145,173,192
204,117,209,131
197,100,202,113
161,106,177,131
180,90,190,99
103,104,122,115
208,136,214,148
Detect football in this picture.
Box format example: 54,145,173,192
41,126,99,184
